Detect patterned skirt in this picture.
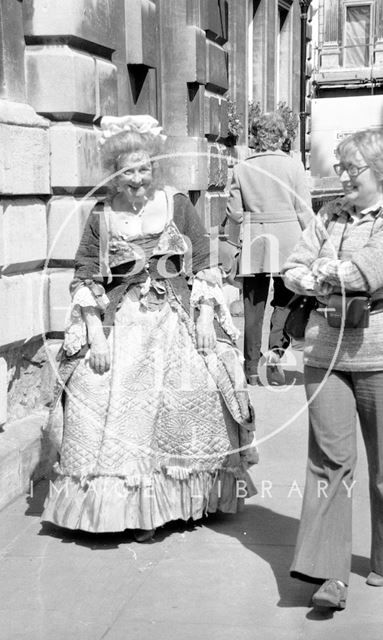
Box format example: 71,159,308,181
42,287,256,532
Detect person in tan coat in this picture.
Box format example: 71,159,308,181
227,112,313,384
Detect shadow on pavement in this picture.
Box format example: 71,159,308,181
204,504,370,612
205,504,315,608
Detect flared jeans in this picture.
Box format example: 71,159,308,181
291,365,383,585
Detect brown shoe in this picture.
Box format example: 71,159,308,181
312,579,347,610
366,571,383,586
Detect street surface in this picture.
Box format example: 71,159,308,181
0,344,382,639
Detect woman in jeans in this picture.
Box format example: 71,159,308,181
283,128,383,610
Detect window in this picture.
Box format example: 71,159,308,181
343,3,373,67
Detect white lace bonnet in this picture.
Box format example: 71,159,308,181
99,115,166,147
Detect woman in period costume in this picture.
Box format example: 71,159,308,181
42,115,257,542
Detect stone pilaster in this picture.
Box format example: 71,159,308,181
227,0,248,146
251,0,278,110
373,0,383,66
0,0,26,102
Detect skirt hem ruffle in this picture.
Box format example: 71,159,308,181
42,467,256,533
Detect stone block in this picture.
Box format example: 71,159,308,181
0,357,7,425
47,196,97,263
0,101,48,128
5,338,61,423
0,122,50,196
188,83,204,138
48,269,74,332
126,0,157,67
23,0,125,53
204,94,220,138
207,143,228,189
201,0,228,44
0,0,26,102
95,58,118,119
0,199,47,272
0,411,53,511
26,45,96,121
206,191,228,228
219,98,229,139
206,41,228,93
0,273,49,347
164,136,208,191
185,26,207,85
50,123,106,193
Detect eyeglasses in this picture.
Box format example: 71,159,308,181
333,163,369,178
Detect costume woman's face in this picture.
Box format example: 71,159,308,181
116,151,153,204
337,149,382,211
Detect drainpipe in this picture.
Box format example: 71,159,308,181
299,0,312,168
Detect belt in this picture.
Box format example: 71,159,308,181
316,298,383,314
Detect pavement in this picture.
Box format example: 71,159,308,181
0,340,382,639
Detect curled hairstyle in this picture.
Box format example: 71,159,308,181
250,112,287,152
100,129,165,195
336,128,383,181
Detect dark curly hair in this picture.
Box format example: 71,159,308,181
250,112,287,153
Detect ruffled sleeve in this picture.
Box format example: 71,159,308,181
190,267,240,342
63,285,109,356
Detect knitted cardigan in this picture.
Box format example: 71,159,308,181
282,197,383,371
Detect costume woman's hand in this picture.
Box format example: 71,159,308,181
89,334,111,374
196,304,216,353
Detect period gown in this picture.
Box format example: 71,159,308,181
42,187,257,532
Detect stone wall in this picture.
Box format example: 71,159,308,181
0,0,248,433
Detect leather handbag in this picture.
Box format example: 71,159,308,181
319,294,370,329
218,215,241,288
284,295,318,340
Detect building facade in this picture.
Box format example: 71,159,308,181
309,0,383,199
